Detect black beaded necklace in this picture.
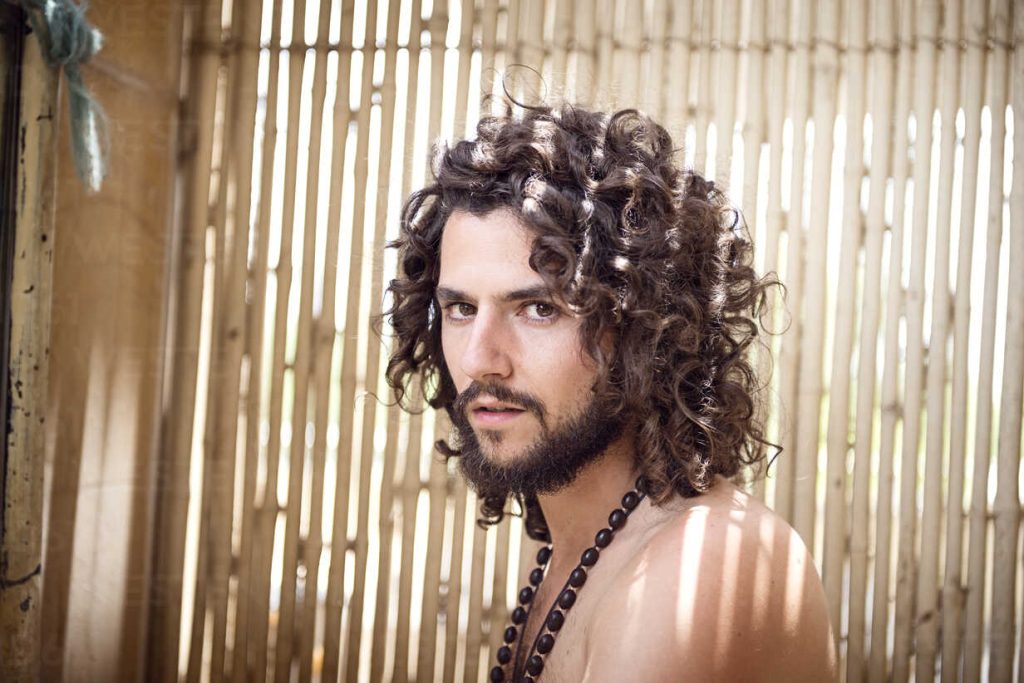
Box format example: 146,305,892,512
490,477,647,683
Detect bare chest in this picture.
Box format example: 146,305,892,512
506,574,601,682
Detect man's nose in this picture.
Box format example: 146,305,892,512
459,311,513,381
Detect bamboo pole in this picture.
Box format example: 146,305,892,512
248,0,310,678
440,9,478,679
741,0,768,503
388,4,425,680
690,0,713,171
593,0,614,105
1011,13,1019,679
914,0,962,677
147,0,222,678
961,4,1010,679
462,510,489,683
479,0,499,106
939,2,986,679
868,1,915,678
550,0,573,93
791,0,839,552
506,0,523,66
1013,10,1024,681
441,476,470,683
368,404,403,683
318,0,383,679
713,0,739,177
207,0,265,677
342,5,407,682
294,0,359,678
572,0,596,107
413,10,455,679
187,11,237,679
891,2,942,680
451,0,475,136
774,0,813,526
846,1,897,678
484,514,512,665
614,0,642,108
756,0,788,509
645,0,669,121
271,0,335,677
392,404,425,683
417,414,450,683
230,1,285,679
989,2,1022,675
664,0,693,142
518,0,544,82
821,0,865,646
0,18,57,682
358,4,410,681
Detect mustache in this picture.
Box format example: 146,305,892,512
453,381,547,422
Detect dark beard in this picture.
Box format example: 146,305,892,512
449,381,625,498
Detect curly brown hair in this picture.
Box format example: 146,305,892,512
384,100,782,541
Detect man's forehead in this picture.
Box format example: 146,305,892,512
438,208,543,290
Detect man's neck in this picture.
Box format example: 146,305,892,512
535,435,640,572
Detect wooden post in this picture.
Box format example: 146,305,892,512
0,10,57,681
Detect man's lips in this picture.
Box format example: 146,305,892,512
469,401,527,426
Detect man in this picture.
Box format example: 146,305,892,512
384,102,837,682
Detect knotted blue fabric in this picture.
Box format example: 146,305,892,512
20,0,107,192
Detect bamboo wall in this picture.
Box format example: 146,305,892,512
149,0,1024,681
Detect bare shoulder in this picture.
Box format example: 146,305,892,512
583,477,838,682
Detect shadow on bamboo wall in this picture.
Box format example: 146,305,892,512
7,0,1021,681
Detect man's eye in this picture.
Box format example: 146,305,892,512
444,302,475,320
524,302,558,320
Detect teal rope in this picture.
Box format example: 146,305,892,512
20,0,107,192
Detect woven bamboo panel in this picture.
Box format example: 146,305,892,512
151,0,1024,681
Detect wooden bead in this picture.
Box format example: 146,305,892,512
569,568,588,588
490,665,505,681
537,633,556,654
530,567,545,586
608,508,627,529
526,656,545,676
547,609,566,631
537,546,552,565
581,547,599,566
518,586,534,604
557,588,577,609
503,626,518,643
497,646,512,664
512,606,527,624
594,528,613,547
622,490,640,510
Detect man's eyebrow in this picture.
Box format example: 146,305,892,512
435,286,469,303
500,285,555,302
434,285,555,303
